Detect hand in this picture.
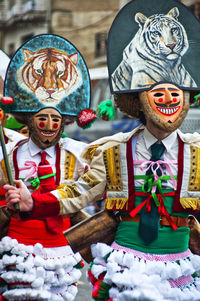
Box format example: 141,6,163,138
3,180,33,212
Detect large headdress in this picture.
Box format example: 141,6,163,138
2,34,91,118
107,0,200,118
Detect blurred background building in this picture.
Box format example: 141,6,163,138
0,0,199,143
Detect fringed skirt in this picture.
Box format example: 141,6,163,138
0,236,84,301
88,242,200,301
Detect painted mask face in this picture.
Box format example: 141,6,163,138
147,83,184,123
140,83,189,132
31,108,62,148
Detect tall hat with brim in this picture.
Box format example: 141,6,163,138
107,0,200,117
2,34,91,118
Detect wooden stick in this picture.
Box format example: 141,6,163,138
0,123,19,211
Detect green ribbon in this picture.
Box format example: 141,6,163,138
20,173,56,190
134,174,177,207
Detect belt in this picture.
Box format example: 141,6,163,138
120,214,189,227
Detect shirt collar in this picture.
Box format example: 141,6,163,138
143,127,178,152
28,139,56,158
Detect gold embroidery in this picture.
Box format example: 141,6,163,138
180,197,200,210
65,151,76,180
104,198,128,210
57,184,80,198
81,170,100,187
83,145,100,162
0,159,8,182
188,146,200,191
103,145,122,191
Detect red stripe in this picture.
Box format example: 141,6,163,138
127,136,135,211
172,136,185,212
55,143,60,185
13,140,22,180
4,133,8,144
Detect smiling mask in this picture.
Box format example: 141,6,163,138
140,83,190,132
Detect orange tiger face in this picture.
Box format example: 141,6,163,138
17,47,82,105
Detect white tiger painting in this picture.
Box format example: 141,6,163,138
111,7,197,91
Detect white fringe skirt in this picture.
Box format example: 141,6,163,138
88,242,200,301
0,236,83,301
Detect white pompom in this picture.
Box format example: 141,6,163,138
122,252,135,268
68,284,78,296
91,263,106,278
179,258,195,275
74,252,82,263
91,243,113,258
34,255,45,267
31,277,44,288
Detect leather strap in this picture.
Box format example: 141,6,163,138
120,214,189,227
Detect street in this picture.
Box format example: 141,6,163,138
75,263,93,301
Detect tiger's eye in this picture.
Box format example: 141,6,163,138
35,69,43,75
58,71,64,76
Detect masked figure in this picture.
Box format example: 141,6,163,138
4,1,200,300
0,34,92,301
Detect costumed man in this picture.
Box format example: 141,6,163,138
4,0,200,300
0,34,98,301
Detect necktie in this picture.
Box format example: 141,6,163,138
38,151,63,234
138,142,165,244
38,152,56,193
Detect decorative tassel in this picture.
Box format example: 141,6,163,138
0,97,16,113
87,269,97,285
74,259,85,269
194,93,200,108
76,100,115,129
97,100,115,121
76,109,98,129
92,280,111,300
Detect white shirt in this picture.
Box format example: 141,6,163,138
15,137,87,189
134,127,178,189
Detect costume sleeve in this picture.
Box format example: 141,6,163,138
26,145,107,219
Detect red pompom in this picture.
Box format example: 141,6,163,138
0,97,16,112
0,97,15,106
77,109,97,129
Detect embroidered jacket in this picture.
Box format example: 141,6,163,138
12,125,200,218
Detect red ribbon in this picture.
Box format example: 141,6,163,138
129,191,177,230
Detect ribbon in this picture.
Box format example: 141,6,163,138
19,161,55,182
29,173,56,190
129,191,177,230
134,159,177,190
158,195,178,230
129,195,152,217
19,161,38,181
20,173,56,190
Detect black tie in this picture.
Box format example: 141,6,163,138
138,141,165,244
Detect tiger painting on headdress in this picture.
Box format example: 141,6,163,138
111,7,197,91
17,47,82,105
